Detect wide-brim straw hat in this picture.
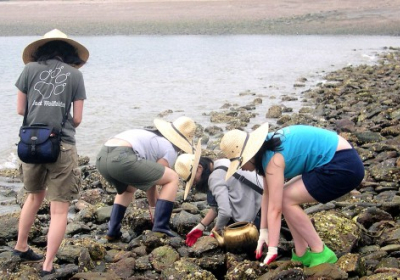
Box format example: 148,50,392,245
174,139,202,200
154,116,196,154
22,29,89,68
220,122,269,181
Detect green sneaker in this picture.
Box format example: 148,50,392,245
308,244,338,267
291,248,312,267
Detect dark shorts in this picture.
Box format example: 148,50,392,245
96,146,165,194
303,148,365,204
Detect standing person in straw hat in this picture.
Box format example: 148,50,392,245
14,29,89,276
96,116,196,239
220,124,364,267
174,141,263,247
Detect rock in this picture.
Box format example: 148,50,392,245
108,257,135,278
304,263,348,279
337,253,367,277
172,210,202,234
161,258,218,280
266,105,282,118
70,271,121,280
0,212,19,245
95,206,112,223
149,245,179,272
311,211,360,254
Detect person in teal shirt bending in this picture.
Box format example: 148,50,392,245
220,124,364,267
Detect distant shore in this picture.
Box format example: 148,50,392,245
1,0,400,36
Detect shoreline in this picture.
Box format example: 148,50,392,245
1,0,400,36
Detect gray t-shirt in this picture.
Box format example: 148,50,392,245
113,129,177,168
15,59,86,144
209,158,264,230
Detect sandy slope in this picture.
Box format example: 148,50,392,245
1,0,400,35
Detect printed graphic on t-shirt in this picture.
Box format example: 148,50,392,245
32,66,69,108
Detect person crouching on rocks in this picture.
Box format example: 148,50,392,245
174,140,264,247
96,116,196,239
219,123,364,267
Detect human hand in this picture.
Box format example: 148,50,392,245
185,223,205,247
255,228,268,259
261,246,278,265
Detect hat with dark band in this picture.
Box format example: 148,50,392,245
154,116,196,154
22,29,89,68
220,122,269,181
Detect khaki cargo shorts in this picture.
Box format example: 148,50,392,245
20,142,81,202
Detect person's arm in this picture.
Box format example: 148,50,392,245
210,176,232,230
260,176,269,229
266,153,285,247
256,176,269,259
261,153,285,265
202,208,218,226
17,90,26,116
72,99,84,127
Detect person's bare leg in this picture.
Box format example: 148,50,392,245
156,168,179,201
146,185,159,207
281,176,309,255
146,186,159,222
42,201,69,272
14,191,45,252
284,218,309,256
114,186,137,207
282,177,324,254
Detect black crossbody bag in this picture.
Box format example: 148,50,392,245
214,165,263,195
17,101,70,164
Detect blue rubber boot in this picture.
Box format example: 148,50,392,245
106,204,127,241
152,199,176,237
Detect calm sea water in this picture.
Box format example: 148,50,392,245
1,35,400,171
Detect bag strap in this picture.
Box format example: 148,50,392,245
214,165,263,195
23,97,71,131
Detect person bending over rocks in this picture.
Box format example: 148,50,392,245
174,141,264,247
96,116,196,239
220,123,364,267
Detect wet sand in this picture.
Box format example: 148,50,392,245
1,0,400,36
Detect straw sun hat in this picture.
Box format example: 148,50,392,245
220,122,269,181
22,29,89,68
154,116,196,154
174,139,202,200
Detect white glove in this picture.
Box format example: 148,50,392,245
262,246,278,265
191,223,206,232
255,228,268,259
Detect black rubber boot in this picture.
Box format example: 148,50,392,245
106,204,127,241
152,199,176,237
